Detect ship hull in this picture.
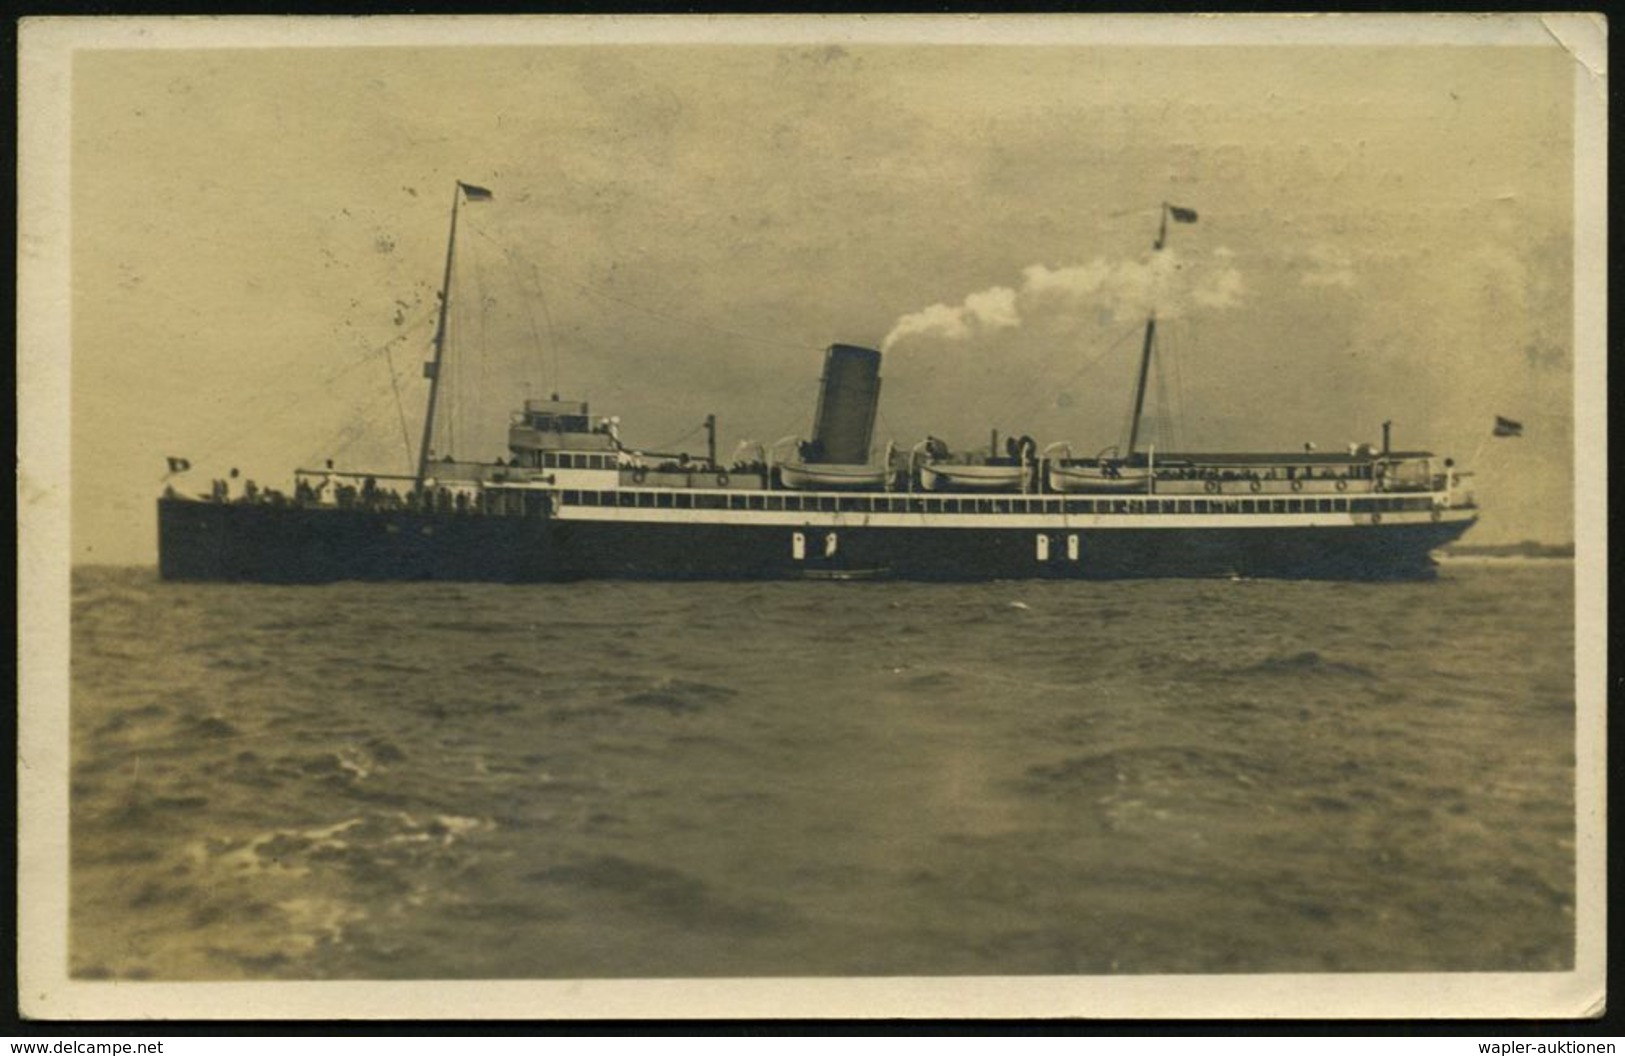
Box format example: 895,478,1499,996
159,497,1475,584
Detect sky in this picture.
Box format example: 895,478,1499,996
49,19,1588,562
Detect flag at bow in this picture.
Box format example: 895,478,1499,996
457,182,494,201
165,456,192,474
1493,415,1524,438
1168,205,1199,223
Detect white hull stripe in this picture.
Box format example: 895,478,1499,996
551,505,1475,530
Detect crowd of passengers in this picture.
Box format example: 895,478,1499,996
1156,464,1375,481
173,470,499,514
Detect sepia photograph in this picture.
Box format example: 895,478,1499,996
17,14,1605,1019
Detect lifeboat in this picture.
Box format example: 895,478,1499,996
1047,460,1152,494
918,461,1027,492
775,460,890,491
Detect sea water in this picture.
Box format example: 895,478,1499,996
67,562,1575,979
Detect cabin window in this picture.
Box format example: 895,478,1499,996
698,494,725,510
674,492,691,509
729,495,747,510
749,495,765,510
638,491,655,508
657,492,673,508
1178,500,1193,514
1288,499,1303,513
1271,499,1287,514
816,495,835,512
838,496,861,512
563,490,580,505
1240,500,1255,514
767,495,785,511
926,499,943,514
1160,500,1175,514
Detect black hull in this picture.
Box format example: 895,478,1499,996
158,498,1473,584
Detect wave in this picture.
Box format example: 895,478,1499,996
524,854,788,933
1238,650,1375,680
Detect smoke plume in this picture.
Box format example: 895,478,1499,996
881,249,1244,352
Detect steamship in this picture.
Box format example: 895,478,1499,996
157,189,1479,583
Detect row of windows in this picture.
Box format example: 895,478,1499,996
526,452,616,470
555,490,1435,515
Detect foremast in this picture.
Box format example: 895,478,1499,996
415,181,493,488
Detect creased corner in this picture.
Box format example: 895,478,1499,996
1538,13,1608,99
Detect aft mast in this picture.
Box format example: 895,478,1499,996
415,181,493,488
1125,202,1197,456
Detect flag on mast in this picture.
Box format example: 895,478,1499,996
1493,415,1524,437
1168,205,1199,223
458,182,494,201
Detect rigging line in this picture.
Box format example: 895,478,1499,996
379,331,417,472
470,226,496,457
642,421,707,454
469,226,817,353
191,311,438,466
301,374,406,465
521,255,558,396
479,231,569,396
985,320,1144,438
